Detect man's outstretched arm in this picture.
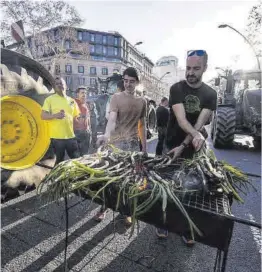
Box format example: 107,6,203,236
104,111,117,139
182,108,213,145
96,111,117,146
171,103,206,150
168,107,213,159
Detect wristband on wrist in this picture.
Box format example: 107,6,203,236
181,142,188,148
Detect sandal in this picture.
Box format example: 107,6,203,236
182,235,195,247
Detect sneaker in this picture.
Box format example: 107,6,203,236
94,210,107,222
125,216,132,226
156,228,168,238
181,235,195,247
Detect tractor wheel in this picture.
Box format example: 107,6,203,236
212,107,236,148
147,103,156,136
1,48,55,202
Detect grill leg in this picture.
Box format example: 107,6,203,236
221,222,234,272
213,250,222,272
64,196,69,272
213,249,229,272
221,249,229,272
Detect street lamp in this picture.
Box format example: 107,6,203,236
134,41,143,47
160,71,170,81
126,41,143,66
218,24,261,71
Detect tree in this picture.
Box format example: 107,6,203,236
1,0,84,43
245,1,262,57
31,26,89,75
1,0,89,76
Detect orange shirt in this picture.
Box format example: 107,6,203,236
138,120,143,141
73,99,89,131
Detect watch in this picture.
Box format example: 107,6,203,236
181,142,188,148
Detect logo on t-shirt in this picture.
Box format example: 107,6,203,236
184,95,200,113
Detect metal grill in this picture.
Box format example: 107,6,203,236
177,192,232,216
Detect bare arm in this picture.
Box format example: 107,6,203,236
139,117,147,152
182,109,213,145
172,104,199,138
87,115,91,130
169,106,213,156
96,111,117,147
104,111,117,138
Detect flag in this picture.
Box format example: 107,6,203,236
11,20,25,43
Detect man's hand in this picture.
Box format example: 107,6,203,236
96,135,109,147
168,145,184,160
192,131,205,151
53,110,65,119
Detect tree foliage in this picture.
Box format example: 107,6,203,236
0,0,89,76
245,0,262,56
1,0,84,43
30,26,89,75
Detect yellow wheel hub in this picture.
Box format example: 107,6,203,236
1,95,51,170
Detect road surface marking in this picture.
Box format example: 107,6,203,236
247,213,261,254
2,212,37,232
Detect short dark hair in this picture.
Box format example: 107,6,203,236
161,97,168,103
76,86,87,94
117,80,125,91
123,67,139,81
55,77,66,84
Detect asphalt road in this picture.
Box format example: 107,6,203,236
1,134,261,272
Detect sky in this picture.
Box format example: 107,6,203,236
66,0,260,80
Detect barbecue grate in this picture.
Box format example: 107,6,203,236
177,191,232,216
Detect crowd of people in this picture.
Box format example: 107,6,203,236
41,49,217,245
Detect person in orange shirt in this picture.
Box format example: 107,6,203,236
74,86,91,155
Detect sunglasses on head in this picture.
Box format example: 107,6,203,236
187,50,207,57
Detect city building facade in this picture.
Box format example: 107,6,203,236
153,55,185,89
25,25,168,101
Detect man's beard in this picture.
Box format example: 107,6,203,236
186,75,200,84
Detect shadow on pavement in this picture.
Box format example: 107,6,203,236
1,194,98,268
51,214,128,272
97,224,218,272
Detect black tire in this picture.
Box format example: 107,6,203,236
1,48,54,101
1,48,55,201
147,103,156,135
212,107,236,148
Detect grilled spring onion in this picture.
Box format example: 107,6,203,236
38,145,253,239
